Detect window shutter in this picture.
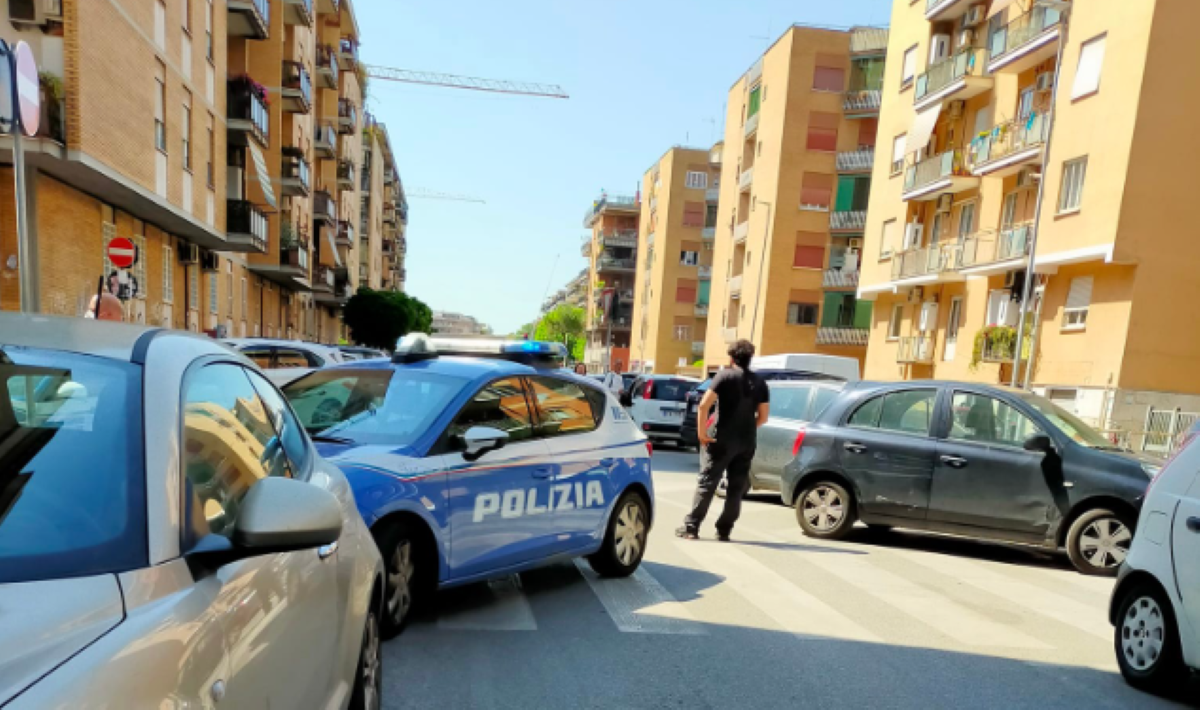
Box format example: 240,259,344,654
835,176,857,212
1071,35,1106,99
793,245,825,269
800,173,834,209
858,118,878,147
881,220,898,256
1066,276,1093,310
901,47,917,83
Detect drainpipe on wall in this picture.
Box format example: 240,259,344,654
1012,3,1071,387
748,200,773,342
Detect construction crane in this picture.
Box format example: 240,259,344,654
406,188,486,204
365,66,569,100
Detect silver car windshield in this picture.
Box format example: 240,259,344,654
0,347,146,584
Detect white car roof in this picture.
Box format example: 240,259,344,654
0,312,226,363
222,338,343,357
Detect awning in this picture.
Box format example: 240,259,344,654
987,0,1021,20
907,103,942,157
247,141,277,209
325,229,343,268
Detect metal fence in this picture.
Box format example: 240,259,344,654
1142,407,1200,454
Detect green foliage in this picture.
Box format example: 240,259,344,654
534,304,587,362
343,287,433,350
279,220,297,250
969,321,1033,371
39,71,64,100
692,359,704,369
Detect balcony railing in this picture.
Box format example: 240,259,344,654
338,37,359,70
979,326,1032,363
705,186,720,202
582,194,639,227
226,200,268,253
903,150,964,194
837,147,875,173
282,61,312,113
701,226,716,240
914,48,985,104
817,327,869,346
691,341,705,356
337,159,356,188
338,99,358,133
698,265,712,280
958,224,1033,269
897,335,937,364
849,27,889,54
890,242,960,280
738,166,754,191
316,44,339,88
281,150,310,196
729,273,743,294
694,304,709,318
989,6,1064,65
281,243,309,271
315,265,336,291
314,122,337,158
823,269,859,289
925,0,962,17
599,230,638,249
968,113,1050,173
843,89,882,114
733,220,750,243
744,112,760,137
831,210,867,232
337,220,354,246
227,77,270,147
313,190,336,225
282,0,313,26
228,0,270,39
597,256,636,271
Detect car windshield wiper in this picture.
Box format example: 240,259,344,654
310,433,355,444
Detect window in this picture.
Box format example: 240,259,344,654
813,66,845,92
208,272,218,315
793,245,824,269
205,0,213,60
1001,192,1018,229
881,219,898,259
132,230,148,301
800,173,833,211
888,303,903,339
878,389,936,435
705,204,718,228
154,0,166,48
182,0,191,32
787,302,818,325
275,348,318,369
890,134,906,175
241,276,248,316
1071,35,1106,100
986,290,1015,327
182,92,192,170
806,112,839,152
448,378,534,441
956,202,976,238
771,386,813,421
901,45,917,88
226,260,233,312
528,377,598,437
748,84,762,118
685,171,708,189
187,264,199,311
246,369,311,475
811,388,839,420
682,201,705,227
1058,157,1087,213
181,364,289,546
680,250,699,266
162,245,174,303
154,63,167,152
849,395,883,428
676,282,697,303
1017,86,1035,120
949,392,1041,447
1063,276,1092,330
673,324,692,341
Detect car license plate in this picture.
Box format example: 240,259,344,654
661,408,682,418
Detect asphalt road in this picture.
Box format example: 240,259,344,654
382,448,1191,709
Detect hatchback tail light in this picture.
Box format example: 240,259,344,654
791,428,807,457
646,441,653,456
643,381,654,400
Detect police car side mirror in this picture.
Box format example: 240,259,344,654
460,426,510,461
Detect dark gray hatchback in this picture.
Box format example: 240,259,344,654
782,381,1157,576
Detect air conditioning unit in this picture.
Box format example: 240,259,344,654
958,29,975,48
964,4,986,27
947,100,965,119
1036,72,1055,92
178,243,200,265
1016,167,1038,188
936,194,953,213
200,250,220,273
9,0,62,24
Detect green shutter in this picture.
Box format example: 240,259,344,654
853,300,873,329
698,280,711,305
748,86,762,118
852,177,872,211
835,176,856,212
821,292,845,327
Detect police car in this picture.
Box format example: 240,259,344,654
282,334,655,636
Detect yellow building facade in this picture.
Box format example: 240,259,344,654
859,0,1200,439
582,194,639,372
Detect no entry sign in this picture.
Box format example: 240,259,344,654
107,237,137,269
12,42,38,138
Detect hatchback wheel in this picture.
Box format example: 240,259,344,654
374,521,428,637
1066,508,1132,576
588,491,649,577
1114,581,1187,695
795,480,855,540
349,607,383,710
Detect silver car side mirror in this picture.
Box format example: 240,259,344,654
233,477,343,551
460,425,509,461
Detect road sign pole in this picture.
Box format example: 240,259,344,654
13,126,33,313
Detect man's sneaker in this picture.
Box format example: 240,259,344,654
675,526,699,540
716,531,731,542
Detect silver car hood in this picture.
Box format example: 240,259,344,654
0,575,124,705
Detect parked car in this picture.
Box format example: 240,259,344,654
0,314,384,709
223,337,347,387
1110,424,1200,694
750,353,861,381
621,374,702,447
340,346,389,361
783,380,1156,576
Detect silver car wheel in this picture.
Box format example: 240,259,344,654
361,612,382,710
803,486,845,532
387,541,415,622
614,499,646,566
1079,517,1131,568
1121,595,1167,672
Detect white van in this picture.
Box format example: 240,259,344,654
749,353,860,382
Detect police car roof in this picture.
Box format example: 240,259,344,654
326,352,602,390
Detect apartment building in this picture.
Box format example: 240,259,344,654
581,193,640,373
432,310,490,336
630,145,721,375
702,25,889,375
858,0,1200,437
0,0,385,345
542,268,588,313
360,117,406,292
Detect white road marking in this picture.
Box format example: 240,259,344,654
574,560,707,635
436,575,537,632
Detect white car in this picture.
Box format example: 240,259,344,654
223,337,347,387
1111,429,1200,694
1,314,385,710
622,374,701,447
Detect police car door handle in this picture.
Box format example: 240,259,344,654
531,467,554,479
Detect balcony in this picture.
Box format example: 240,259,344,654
744,111,760,138
338,99,358,134
843,89,882,116
733,220,750,244
316,44,339,89
817,327,869,347
836,147,874,174
902,150,978,201
897,335,937,364
709,147,722,167
226,200,268,253
924,0,972,22
582,194,639,228
705,186,720,202
728,273,743,295
381,238,396,256
598,230,638,249
279,242,309,275
227,77,269,148
397,237,407,254
738,166,754,192
281,61,312,113
849,27,889,55
979,326,1030,364
338,37,359,71
988,6,1064,75
831,210,867,234
957,224,1032,275
823,268,859,289
969,113,1050,177
701,226,716,240
580,240,591,257
890,242,961,282
282,0,312,26
597,256,636,272
313,190,336,227
914,49,991,112
317,0,339,14
360,169,371,195
337,159,356,189
313,265,336,293
698,265,712,280
280,150,310,197
227,0,270,39
314,122,337,159
723,327,738,343
334,221,353,247
384,169,396,186
694,303,709,318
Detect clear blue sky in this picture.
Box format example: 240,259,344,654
357,0,891,334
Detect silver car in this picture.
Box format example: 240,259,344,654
1,314,385,709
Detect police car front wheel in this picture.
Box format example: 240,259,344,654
588,491,649,577
374,520,430,638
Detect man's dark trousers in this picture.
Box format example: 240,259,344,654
683,439,755,535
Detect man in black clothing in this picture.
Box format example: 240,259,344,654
677,339,770,541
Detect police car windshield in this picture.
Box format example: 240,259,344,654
284,368,467,446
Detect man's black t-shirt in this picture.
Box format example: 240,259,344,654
709,366,770,444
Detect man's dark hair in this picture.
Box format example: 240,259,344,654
728,339,755,369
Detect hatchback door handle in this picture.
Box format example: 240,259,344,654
843,442,867,454
317,541,338,560
1187,517,1200,533
532,467,554,479
940,455,968,469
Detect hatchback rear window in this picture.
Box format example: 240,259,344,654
646,379,694,403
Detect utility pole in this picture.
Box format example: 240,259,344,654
749,200,773,342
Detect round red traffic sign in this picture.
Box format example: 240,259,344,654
13,41,38,138
107,237,136,269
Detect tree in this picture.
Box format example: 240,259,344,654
535,304,586,362
343,287,433,350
